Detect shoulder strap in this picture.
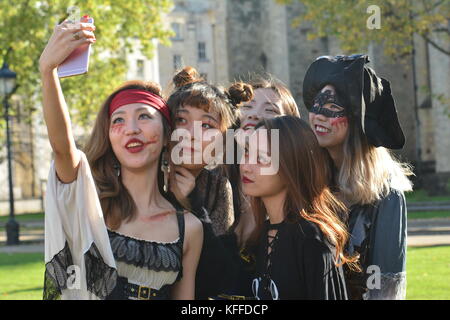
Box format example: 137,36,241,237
175,209,185,282
176,209,186,248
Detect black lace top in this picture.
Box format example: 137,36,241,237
107,227,183,274
44,210,185,300
105,210,185,299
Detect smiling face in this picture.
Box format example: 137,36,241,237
239,88,285,131
308,85,349,149
239,127,285,198
173,104,223,171
109,103,165,171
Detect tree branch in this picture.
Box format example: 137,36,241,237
415,0,447,18
423,34,450,56
433,27,450,35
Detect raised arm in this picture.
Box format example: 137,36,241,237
39,19,96,183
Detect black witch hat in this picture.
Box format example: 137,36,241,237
303,54,405,149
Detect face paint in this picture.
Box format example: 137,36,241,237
147,134,160,144
310,90,347,118
330,117,348,126
110,123,125,134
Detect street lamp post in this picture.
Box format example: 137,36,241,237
0,62,19,245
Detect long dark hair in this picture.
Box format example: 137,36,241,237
249,116,358,267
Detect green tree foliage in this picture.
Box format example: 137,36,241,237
0,0,174,129
277,0,450,60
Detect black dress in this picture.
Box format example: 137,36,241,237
212,232,256,299
253,218,348,300
185,168,238,300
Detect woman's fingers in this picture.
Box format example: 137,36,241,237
173,166,195,179
69,30,96,41
59,21,95,35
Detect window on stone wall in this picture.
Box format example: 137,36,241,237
173,55,183,70
198,42,207,61
171,23,183,41
136,59,145,79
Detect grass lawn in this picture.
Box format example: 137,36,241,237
406,189,450,203
0,213,44,223
0,252,44,300
0,246,449,300
408,210,450,220
406,246,450,300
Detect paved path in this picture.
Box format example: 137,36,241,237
1,218,450,253
0,243,44,254
407,218,450,247
407,202,450,212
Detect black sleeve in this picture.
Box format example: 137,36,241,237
301,238,348,300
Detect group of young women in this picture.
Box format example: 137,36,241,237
40,19,412,300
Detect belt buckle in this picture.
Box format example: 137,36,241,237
138,286,151,300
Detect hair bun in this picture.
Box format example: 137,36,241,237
227,82,253,106
173,66,202,88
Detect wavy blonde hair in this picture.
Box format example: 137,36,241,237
336,118,413,206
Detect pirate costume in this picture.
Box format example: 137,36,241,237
303,54,408,300
43,89,186,300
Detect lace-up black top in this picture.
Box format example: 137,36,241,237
253,218,348,300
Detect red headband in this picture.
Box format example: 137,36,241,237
109,89,171,126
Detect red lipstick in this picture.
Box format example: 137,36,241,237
242,176,254,184
125,138,152,153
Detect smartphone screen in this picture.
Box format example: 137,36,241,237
57,17,94,78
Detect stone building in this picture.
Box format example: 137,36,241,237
222,0,450,194
157,0,229,91
1,0,449,215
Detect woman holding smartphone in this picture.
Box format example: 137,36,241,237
40,19,203,300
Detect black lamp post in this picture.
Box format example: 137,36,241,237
0,62,19,245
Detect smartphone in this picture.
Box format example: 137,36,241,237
57,17,94,78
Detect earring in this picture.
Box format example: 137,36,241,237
161,148,170,192
113,163,121,177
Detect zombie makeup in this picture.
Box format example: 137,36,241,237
110,120,125,134
310,90,347,119
330,117,348,126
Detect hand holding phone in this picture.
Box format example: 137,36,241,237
57,16,95,78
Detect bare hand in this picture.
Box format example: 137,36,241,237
39,19,96,73
170,165,196,210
